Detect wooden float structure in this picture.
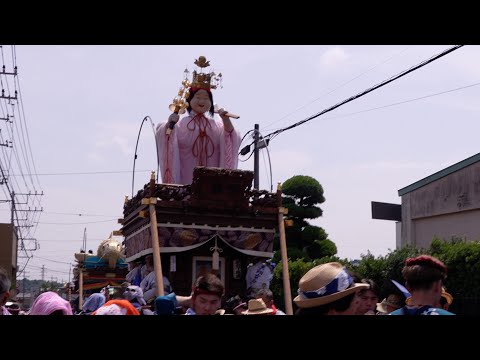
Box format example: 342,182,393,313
120,166,293,314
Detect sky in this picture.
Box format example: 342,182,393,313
1,45,479,282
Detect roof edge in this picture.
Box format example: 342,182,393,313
398,152,480,196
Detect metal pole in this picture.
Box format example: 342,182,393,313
11,191,18,286
277,182,293,315
254,124,259,190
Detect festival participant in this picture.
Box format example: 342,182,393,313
184,273,224,315
29,291,73,315
390,255,454,315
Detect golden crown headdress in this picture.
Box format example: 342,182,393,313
189,56,222,90
169,56,222,114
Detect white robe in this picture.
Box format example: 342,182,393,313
140,271,172,303
156,111,241,185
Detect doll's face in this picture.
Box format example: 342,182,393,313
190,89,211,114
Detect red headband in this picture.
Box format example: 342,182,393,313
193,287,222,298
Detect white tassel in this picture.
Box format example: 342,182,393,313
209,237,222,271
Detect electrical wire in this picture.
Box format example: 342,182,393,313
9,169,151,176
248,45,464,152
262,46,412,132
32,255,71,265
308,80,480,123
132,116,155,198
36,218,118,225
259,130,273,192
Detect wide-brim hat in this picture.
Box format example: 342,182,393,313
376,296,403,314
294,262,369,308
242,298,274,315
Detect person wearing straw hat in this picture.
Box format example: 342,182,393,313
294,262,370,315
242,298,274,315
255,288,286,315
390,255,454,315
376,294,404,314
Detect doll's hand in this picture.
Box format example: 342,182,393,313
168,113,180,124
217,108,229,121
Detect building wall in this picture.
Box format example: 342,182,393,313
401,193,415,246
395,221,402,249
401,161,480,247
409,161,480,218
0,223,17,277
413,209,480,249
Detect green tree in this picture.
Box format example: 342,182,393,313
280,175,336,260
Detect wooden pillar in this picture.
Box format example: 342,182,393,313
277,182,293,315
141,171,165,297
78,267,84,310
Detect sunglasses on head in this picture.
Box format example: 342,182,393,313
127,288,136,292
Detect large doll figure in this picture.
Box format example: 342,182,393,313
156,56,241,185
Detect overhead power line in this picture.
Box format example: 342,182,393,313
262,45,412,132
22,263,70,274
36,218,119,225
318,80,480,122
0,209,121,217
257,45,464,146
32,255,72,265
33,238,104,242
9,169,152,176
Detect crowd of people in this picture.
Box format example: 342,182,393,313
0,254,455,315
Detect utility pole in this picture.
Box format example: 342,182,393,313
0,59,43,291
41,265,45,282
254,124,260,189
68,263,73,303
10,190,43,286
22,271,28,309
11,191,18,284
82,228,87,252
